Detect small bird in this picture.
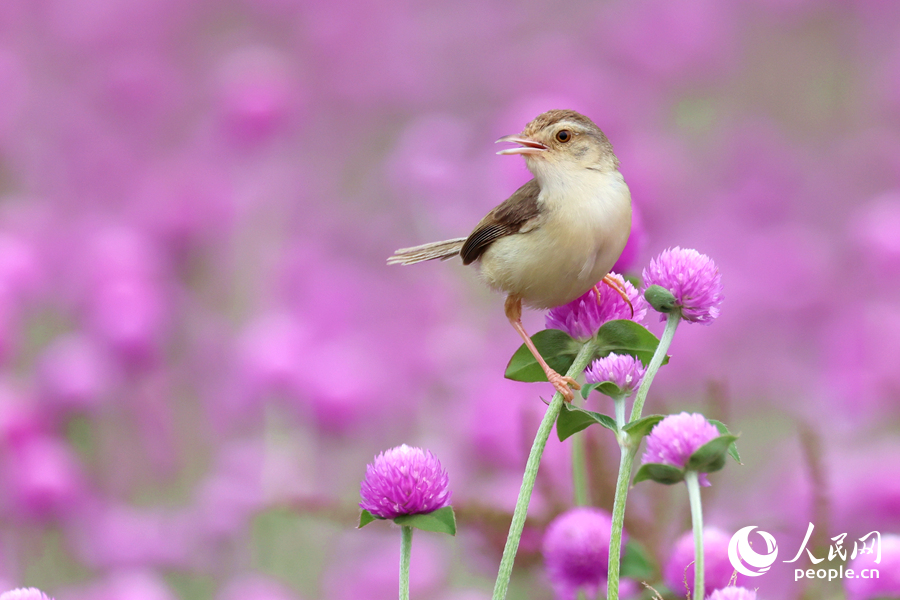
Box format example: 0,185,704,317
388,110,632,401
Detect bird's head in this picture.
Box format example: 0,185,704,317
496,109,618,179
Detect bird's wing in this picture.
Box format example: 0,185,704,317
460,179,542,265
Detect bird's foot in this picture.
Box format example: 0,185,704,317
547,370,580,402
601,274,634,318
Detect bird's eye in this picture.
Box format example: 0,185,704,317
556,130,571,143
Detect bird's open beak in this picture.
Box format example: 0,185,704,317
495,134,548,155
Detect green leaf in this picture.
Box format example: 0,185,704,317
686,434,740,473
622,414,665,441
708,419,742,464
504,329,582,382
556,403,617,441
580,381,625,399
593,320,669,366
633,462,685,485
358,509,379,528
580,383,597,399
621,540,657,580
393,506,457,536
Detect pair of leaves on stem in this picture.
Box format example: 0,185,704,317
559,403,741,484
358,506,457,536
504,320,666,383
557,404,664,444
633,427,740,486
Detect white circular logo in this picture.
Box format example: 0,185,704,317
728,526,779,577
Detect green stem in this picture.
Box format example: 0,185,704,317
629,312,680,422
608,313,681,600
400,525,413,600
491,342,597,600
571,431,590,507
606,444,637,600
572,395,590,507
613,395,626,430
685,471,705,600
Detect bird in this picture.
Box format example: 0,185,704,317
388,109,632,401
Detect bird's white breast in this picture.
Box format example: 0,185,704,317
478,167,632,309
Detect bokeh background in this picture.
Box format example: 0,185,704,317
1,0,899,598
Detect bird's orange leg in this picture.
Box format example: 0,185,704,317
505,294,580,402
600,274,634,317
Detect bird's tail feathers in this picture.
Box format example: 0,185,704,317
387,237,466,265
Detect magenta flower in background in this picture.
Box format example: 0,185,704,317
844,533,900,600
663,528,744,595
584,353,646,396
36,333,109,413
642,247,723,324
217,574,298,600
545,273,647,341
642,412,720,486
359,445,451,519
5,434,86,519
541,507,620,600
0,590,53,600
95,570,178,600
611,201,646,274
215,46,298,148
707,588,756,600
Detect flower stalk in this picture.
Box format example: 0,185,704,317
606,443,637,600
492,341,597,600
608,312,680,600
400,525,413,600
571,425,590,507
630,311,680,422
685,471,705,600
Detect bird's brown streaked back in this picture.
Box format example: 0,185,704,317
460,179,541,265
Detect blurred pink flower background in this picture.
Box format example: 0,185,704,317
0,1,898,599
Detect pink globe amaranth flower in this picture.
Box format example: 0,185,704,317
663,528,743,595
97,570,178,600
612,201,646,274
37,333,109,412
215,46,299,148
0,590,53,600
545,273,648,342
707,587,756,600
217,575,297,600
584,353,646,397
6,435,86,519
642,247,723,324
642,412,720,486
844,533,900,600
359,445,451,519
542,507,622,600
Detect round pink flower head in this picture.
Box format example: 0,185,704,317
707,587,757,600
584,353,646,397
0,589,54,600
664,528,745,595
642,247,723,324
542,507,622,600
359,444,451,519
844,533,900,600
545,273,647,342
642,412,720,486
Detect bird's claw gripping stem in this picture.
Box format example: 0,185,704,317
547,371,580,402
